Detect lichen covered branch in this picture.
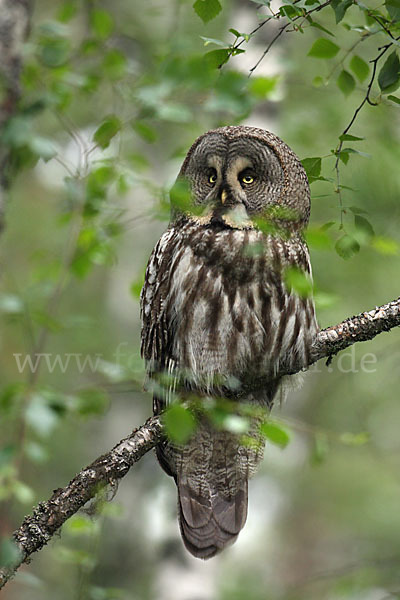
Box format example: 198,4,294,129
309,297,400,367
1,297,399,589
0,416,163,590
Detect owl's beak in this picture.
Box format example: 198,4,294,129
220,189,228,204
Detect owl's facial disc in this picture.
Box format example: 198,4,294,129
195,155,257,228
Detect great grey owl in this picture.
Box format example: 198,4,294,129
140,126,318,559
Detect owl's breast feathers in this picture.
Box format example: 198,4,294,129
140,216,318,558
140,217,318,396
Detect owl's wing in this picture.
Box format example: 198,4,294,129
140,227,179,403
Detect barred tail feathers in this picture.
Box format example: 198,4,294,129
178,478,248,559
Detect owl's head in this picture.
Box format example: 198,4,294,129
174,126,310,232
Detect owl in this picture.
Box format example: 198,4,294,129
140,126,318,559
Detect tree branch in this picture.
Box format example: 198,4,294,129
0,296,399,589
0,416,164,590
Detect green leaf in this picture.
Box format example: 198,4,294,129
312,75,326,87
309,21,334,36
200,36,226,47
132,121,158,143
335,234,360,259
0,539,22,568
280,4,303,18
93,115,121,148
305,227,332,249
385,0,400,21
371,236,399,254
12,480,35,504
337,69,356,96
193,0,222,23
339,432,369,446
57,1,78,22
354,214,375,240
311,432,329,465
388,94,400,104
170,178,199,214
65,515,99,535
308,38,340,59
103,49,127,79
301,156,321,179
39,37,70,68
350,55,369,82
339,134,364,141
284,266,313,298
260,422,290,449
90,9,114,39
130,273,145,299
348,205,368,215
378,51,400,93
331,0,353,23
75,388,109,417
163,405,197,444
30,136,57,161
249,76,279,98
204,48,230,68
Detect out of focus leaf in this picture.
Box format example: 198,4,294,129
371,236,399,254
340,432,370,446
311,432,329,465
337,69,355,96
385,0,400,21
90,9,114,39
0,538,22,568
354,214,375,241
350,54,369,82
260,422,290,448
335,233,360,259
93,116,122,149
249,76,279,98
284,266,313,298
38,36,70,68
132,121,158,143
163,405,197,444
75,388,109,417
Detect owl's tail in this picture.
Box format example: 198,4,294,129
177,478,248,559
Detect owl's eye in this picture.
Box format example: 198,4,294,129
208,171,217,184
241,173,254,185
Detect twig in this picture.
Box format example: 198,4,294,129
248,0,333,75
334,35,400,218
1,296,400,589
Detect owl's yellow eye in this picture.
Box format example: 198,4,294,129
241,174,254,185
209,173,217,184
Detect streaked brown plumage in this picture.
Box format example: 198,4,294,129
140,126,318,558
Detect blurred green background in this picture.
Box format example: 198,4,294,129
1,0,400,598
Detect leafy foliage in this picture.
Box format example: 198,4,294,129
0,0,400,596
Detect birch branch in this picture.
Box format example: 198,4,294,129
0,295,399,589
